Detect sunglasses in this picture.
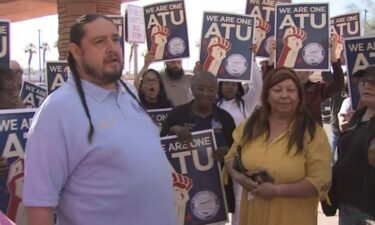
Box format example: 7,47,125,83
13,69,23,75
233,145,274,183
359,78,375,86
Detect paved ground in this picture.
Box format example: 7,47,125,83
318,204,338,225
225,206,338,225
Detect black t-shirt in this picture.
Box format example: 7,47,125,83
141,99,173,110
160,101,235,148
160,101,236,213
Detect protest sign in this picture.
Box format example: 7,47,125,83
125,5,146,43
245,0,279,57
345,36,375,109
0,20,10,67
275,3,330,71
0,109,36,225
200,12,255,82
161,130,228,225
144,0,189,61
45,61,69,95
147,108,171,126
330,12,361,64
108,15,125,55
19,81,47,108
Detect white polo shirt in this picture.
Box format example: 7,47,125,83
23,77,177,225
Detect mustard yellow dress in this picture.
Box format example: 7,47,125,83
225,120,331,225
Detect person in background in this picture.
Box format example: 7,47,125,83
337,96,353,133
135,53,193,106
23,14,177,225
160,70,236,221
216,57,263,225
225,67,331,225
10,60,23,91
325,74,349,163
266,35,345,125
138,68,173,109
323,66,375,224
216,48,263,126
0,66,24,109
0,65,25,182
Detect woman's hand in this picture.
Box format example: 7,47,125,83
251,182,278,199
232,170,259,192
226,160,259,191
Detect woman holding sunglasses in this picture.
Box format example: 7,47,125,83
224,67,331,225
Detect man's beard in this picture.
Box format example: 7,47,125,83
82,60,122,85
165,66,184,80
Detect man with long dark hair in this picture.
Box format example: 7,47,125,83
135,53,193,106
23,14,177,225
0,66,24,110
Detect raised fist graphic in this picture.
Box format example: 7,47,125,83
330,33,344,62
203,36,231,75
172,172,193,225
150,25,170,60
254,19,271,54
7,159,26,225
277,26,307,68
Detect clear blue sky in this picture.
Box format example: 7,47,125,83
8,0,368,72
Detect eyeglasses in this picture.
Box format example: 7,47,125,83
359,79,375,87
13,69,23,75
143,78,159,84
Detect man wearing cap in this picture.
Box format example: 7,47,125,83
325,65,375,224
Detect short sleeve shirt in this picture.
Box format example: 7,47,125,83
23,77,177,225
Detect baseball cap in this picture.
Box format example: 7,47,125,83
352,65,375,80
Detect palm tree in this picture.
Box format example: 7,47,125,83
41,42,50,72
24,43,37,77
346,1,375,35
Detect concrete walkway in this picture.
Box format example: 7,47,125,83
318,204,338,225
225,207,338,225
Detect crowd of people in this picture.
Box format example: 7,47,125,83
0,13,374,225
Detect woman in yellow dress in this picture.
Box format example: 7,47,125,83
225,67,331,225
